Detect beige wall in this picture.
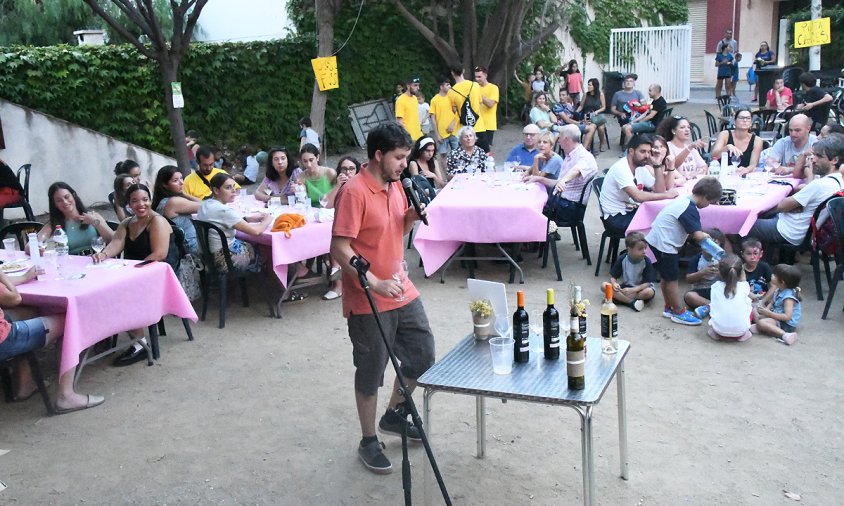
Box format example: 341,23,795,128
0,100,175,218
701,0,779,85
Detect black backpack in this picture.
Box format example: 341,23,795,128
410,175,436,205
453,82,479,127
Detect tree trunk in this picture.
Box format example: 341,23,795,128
309,0,339,150
160,59,190,175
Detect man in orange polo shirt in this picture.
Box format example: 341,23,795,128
331,122,434,475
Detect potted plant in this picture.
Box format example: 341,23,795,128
469,299,494,340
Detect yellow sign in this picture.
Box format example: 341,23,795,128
311,56,339,91
794,17,831,48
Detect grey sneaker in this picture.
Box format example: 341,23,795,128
358,440,392,474
379,405,422,442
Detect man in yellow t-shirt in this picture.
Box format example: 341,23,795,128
448,64,486,139
395,76,423,141
184,146,239,200
429,76,457,167
474,66,499,153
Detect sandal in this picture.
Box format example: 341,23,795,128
322,290,342,300
282,291,308,304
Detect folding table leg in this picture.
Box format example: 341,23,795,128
579,405,595,506
617,361,629,480
476,396,486,458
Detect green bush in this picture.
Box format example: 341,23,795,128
0,20,442,155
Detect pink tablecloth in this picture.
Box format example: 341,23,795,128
15,255,197,376
233,195,332,288
238,221,332,288
626,174,800,237
413,174,549,276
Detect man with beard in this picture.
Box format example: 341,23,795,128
330,122,434,475
599,134,679,236
183,146,238,200
395,76,424,141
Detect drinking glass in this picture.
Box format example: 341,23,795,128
530,310,544,353
392,260,408,302
319,196,329,209
91,236,106,254
494,314,511,339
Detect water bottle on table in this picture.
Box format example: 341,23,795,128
52,225,69,279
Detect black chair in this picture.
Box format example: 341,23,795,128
192,219,250,329
821,197,844,319
106,220,120,232
156,217,194,341
716,95,732,109
540,176,595,281
592,176,626,276
704,110,721,140
689,122,711,158
1,351,54,416
0,221,43,250
0,164,35,222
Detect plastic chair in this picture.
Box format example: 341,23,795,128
155,217,194,341
540,176,595,281
192,219,250,329
704,110,721,140
1,351,54,416
716,95,732,109
592,176,626,276
0,221,43,250
821,197,844,319
0,164,35,222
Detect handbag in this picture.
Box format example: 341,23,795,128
177,254,203,301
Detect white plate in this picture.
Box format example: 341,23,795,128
0,261,31,274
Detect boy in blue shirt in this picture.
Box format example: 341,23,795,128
645,177,723,325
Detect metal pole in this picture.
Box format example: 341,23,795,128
809,0,822,71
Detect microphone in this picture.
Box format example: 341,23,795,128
401,178,428,226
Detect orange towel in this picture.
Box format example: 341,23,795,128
271,213,306,237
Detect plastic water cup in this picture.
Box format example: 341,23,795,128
2,238,16,251
489,337,515,375
287,196,296,206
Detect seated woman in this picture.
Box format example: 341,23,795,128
92,183,178,366
407,137,446,189
657,116,708,181
639,135,684,191
711,108,763,176
322,156,361,209
152,165,201,255
528,91,558,133
255,147,302,203
0,157,25,211
197,173,272,273
112,174,135,221
525,131,563,185
36,182,113,255
446,126,488,177
299,143,336,207
577,78,609,152
114,159,142,182
0,269,104,413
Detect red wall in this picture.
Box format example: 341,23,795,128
706,0,742,52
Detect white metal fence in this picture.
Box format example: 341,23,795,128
610,26,691,103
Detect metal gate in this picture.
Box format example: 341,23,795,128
610,26,692,103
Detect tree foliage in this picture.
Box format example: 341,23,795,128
565,0,688,65
786,5,844,71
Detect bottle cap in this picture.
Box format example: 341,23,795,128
605,284,613,300
516,290,525,307
546,288,554,305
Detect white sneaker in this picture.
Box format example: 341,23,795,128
779,332,797,345
632,300,645,312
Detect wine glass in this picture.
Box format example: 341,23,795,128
494,315,511,339
530,309,544,353
91,236,106,255
319,196,329,209
392,260,408,302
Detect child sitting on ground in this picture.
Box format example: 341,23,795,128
751,264,802,345
684,228,726,319
646,176,723,326
740,237,771,302
602,231,656,312
708,253,753,341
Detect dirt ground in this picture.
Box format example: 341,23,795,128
1,88,843,505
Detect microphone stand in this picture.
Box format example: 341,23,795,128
350,255,451,506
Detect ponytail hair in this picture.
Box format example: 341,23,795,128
718,253,743,299
773,264,802,301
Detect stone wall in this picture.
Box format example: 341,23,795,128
0,99,175,218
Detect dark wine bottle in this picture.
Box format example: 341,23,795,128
566,314,585,390
513,290,530,363
543,289,560,360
